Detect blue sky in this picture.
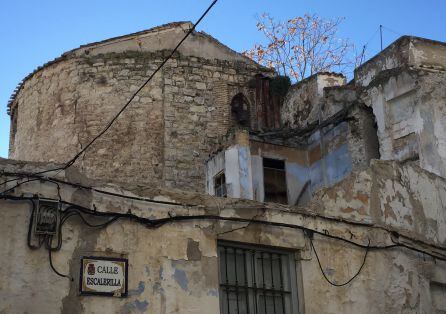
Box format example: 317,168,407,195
1,0,445,158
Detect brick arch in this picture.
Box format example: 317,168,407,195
230,93,251,128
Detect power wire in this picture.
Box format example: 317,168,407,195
3,180,446,255
359,24,404,65
0,171,188,206
359,27,380,65
0,177,41,195
5,195,446,283
309,233,370,286
47,236,73,281
41,0,218,174
0,0,219,192
382,25,403,37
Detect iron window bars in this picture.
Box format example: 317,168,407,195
218,241,299,314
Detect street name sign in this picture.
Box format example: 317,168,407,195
79,256,128,297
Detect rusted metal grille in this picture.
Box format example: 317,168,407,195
218,242,297,314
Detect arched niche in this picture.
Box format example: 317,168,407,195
230,93,250,128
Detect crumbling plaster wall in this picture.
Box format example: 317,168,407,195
1,160,445,313
206,131,254,200
355,36,446,178
281,73,345,128
362,69,446,178
279,75,379,198
313,159,446,247
8,25,268,192
306,123,353,194
355,37,411,87
355,36,446,88
208,105,377,206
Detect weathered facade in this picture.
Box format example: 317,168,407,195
1,24,446,314
207,36,446,209
1,158,446,313
7,22,272,191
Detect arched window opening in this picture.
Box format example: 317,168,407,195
230,93,250,128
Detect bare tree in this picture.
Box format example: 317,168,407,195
244,13,357,81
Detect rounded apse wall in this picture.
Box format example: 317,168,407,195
8,26,265,191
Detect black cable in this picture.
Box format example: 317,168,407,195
309,234,370,287
48,207,121,252
0,0,219,193
357,26,381,66
3,194,446,261
0,167,68,193
10,170,446,255
26,199,42,250
0,172,64,196
10,170,442,255
1,170,210,206
47,236,73,281
382,25,403,37
33,0,219,176
62,207,121,229
0,178,40,195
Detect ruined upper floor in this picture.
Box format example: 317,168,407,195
206,36,446,206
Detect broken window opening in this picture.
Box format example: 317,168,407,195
231,93,250,128
218,241,299,314
263,158,287,204
214,172,227,197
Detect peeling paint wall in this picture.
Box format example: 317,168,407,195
207,116,373,205
1,160,445,313
357,36,446,179
206,145,253,200
278,73,380,199
362,68,446,178
314,159,446,246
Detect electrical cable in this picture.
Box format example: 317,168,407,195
364,27,380,49
382,25,403,37
4,194,446,285
62,207,121,229
0,178,41,195
1,170,200,206
4,194,446,261
1,0,219,193
309,234,370,287
64,200,446,261
26,198,42,250
1,170,412,237
358,27,380,64
47,236,73,281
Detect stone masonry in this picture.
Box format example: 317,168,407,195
8,22,271,192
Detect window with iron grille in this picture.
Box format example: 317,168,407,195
214,172,227,197
218,241,299,314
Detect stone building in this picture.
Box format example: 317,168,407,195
7,22,273,191
1,23,446,314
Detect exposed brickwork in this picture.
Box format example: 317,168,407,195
9,50,265,191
